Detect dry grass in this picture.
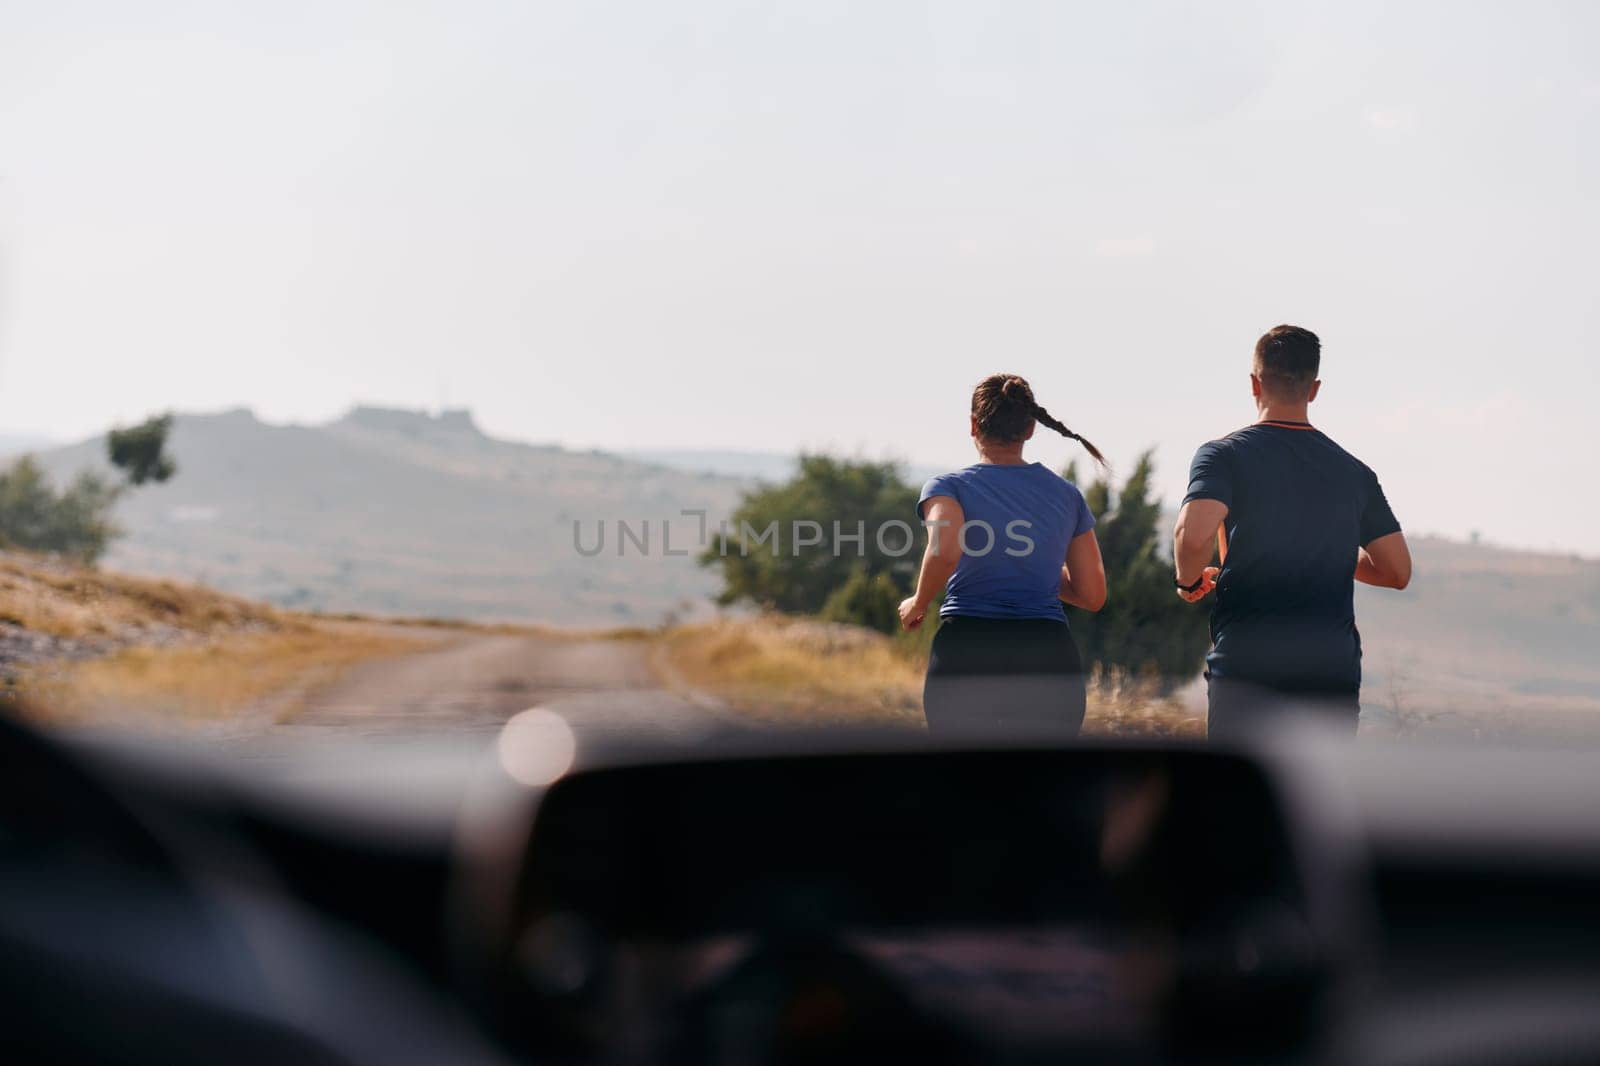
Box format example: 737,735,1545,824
661,615,1204,737
1081,666,1205,739
0,550,282,640
662,616,924,727
20,622,430,727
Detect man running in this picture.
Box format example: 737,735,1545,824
1173,325,1412,738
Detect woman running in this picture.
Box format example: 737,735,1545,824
899,374,1107,738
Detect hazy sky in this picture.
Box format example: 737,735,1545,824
2,1,1597,553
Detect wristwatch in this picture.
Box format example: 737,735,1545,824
1175,574,1207,593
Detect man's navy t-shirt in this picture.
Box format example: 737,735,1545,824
1184,422,1400,694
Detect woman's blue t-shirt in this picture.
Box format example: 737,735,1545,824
917,463,1096,621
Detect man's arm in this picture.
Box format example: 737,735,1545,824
1356,531,1412,589
1174,440,1231,601
899,495,962,630
1356,467,1409,589
1174,498,1228,588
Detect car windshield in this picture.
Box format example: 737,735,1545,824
1,1,1596,753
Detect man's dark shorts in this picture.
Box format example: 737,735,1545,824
1206,676,1360,741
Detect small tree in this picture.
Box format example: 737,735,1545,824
1064,452,1210,689
108,414,177,486
701,455,918,630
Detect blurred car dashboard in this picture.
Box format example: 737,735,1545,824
4,716,1600,1065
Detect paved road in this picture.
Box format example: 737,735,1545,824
231,628,730,750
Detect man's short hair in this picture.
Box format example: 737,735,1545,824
1254,325,1320,398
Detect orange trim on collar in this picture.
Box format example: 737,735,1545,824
1256,420,1319,431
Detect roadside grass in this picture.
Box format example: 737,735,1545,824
660,615,1203,737
20,621,432,726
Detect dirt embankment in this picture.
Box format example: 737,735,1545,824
0,550,283,669
0,550,427,726
0,550,720,737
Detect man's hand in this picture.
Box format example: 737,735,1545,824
1176,566,1220,604
898,596,928,631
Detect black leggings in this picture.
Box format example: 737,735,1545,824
923,615,1086,739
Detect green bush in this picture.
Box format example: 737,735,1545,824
820,569,904,634
0,457,123,562
700,455,918,620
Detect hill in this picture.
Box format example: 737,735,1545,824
33,408,744,626
1353,537,1600,737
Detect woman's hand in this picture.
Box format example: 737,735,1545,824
898,596,928,631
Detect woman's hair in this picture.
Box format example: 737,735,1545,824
971,373,1106,466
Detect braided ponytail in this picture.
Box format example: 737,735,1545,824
1032,404,1107,467
971,373,1107,468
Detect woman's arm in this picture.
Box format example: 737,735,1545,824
1058,529,1107,612
899,495,963,630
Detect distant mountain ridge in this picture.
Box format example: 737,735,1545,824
0,431,59,457
34,407,746,626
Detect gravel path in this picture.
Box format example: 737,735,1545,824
233,628,731,750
